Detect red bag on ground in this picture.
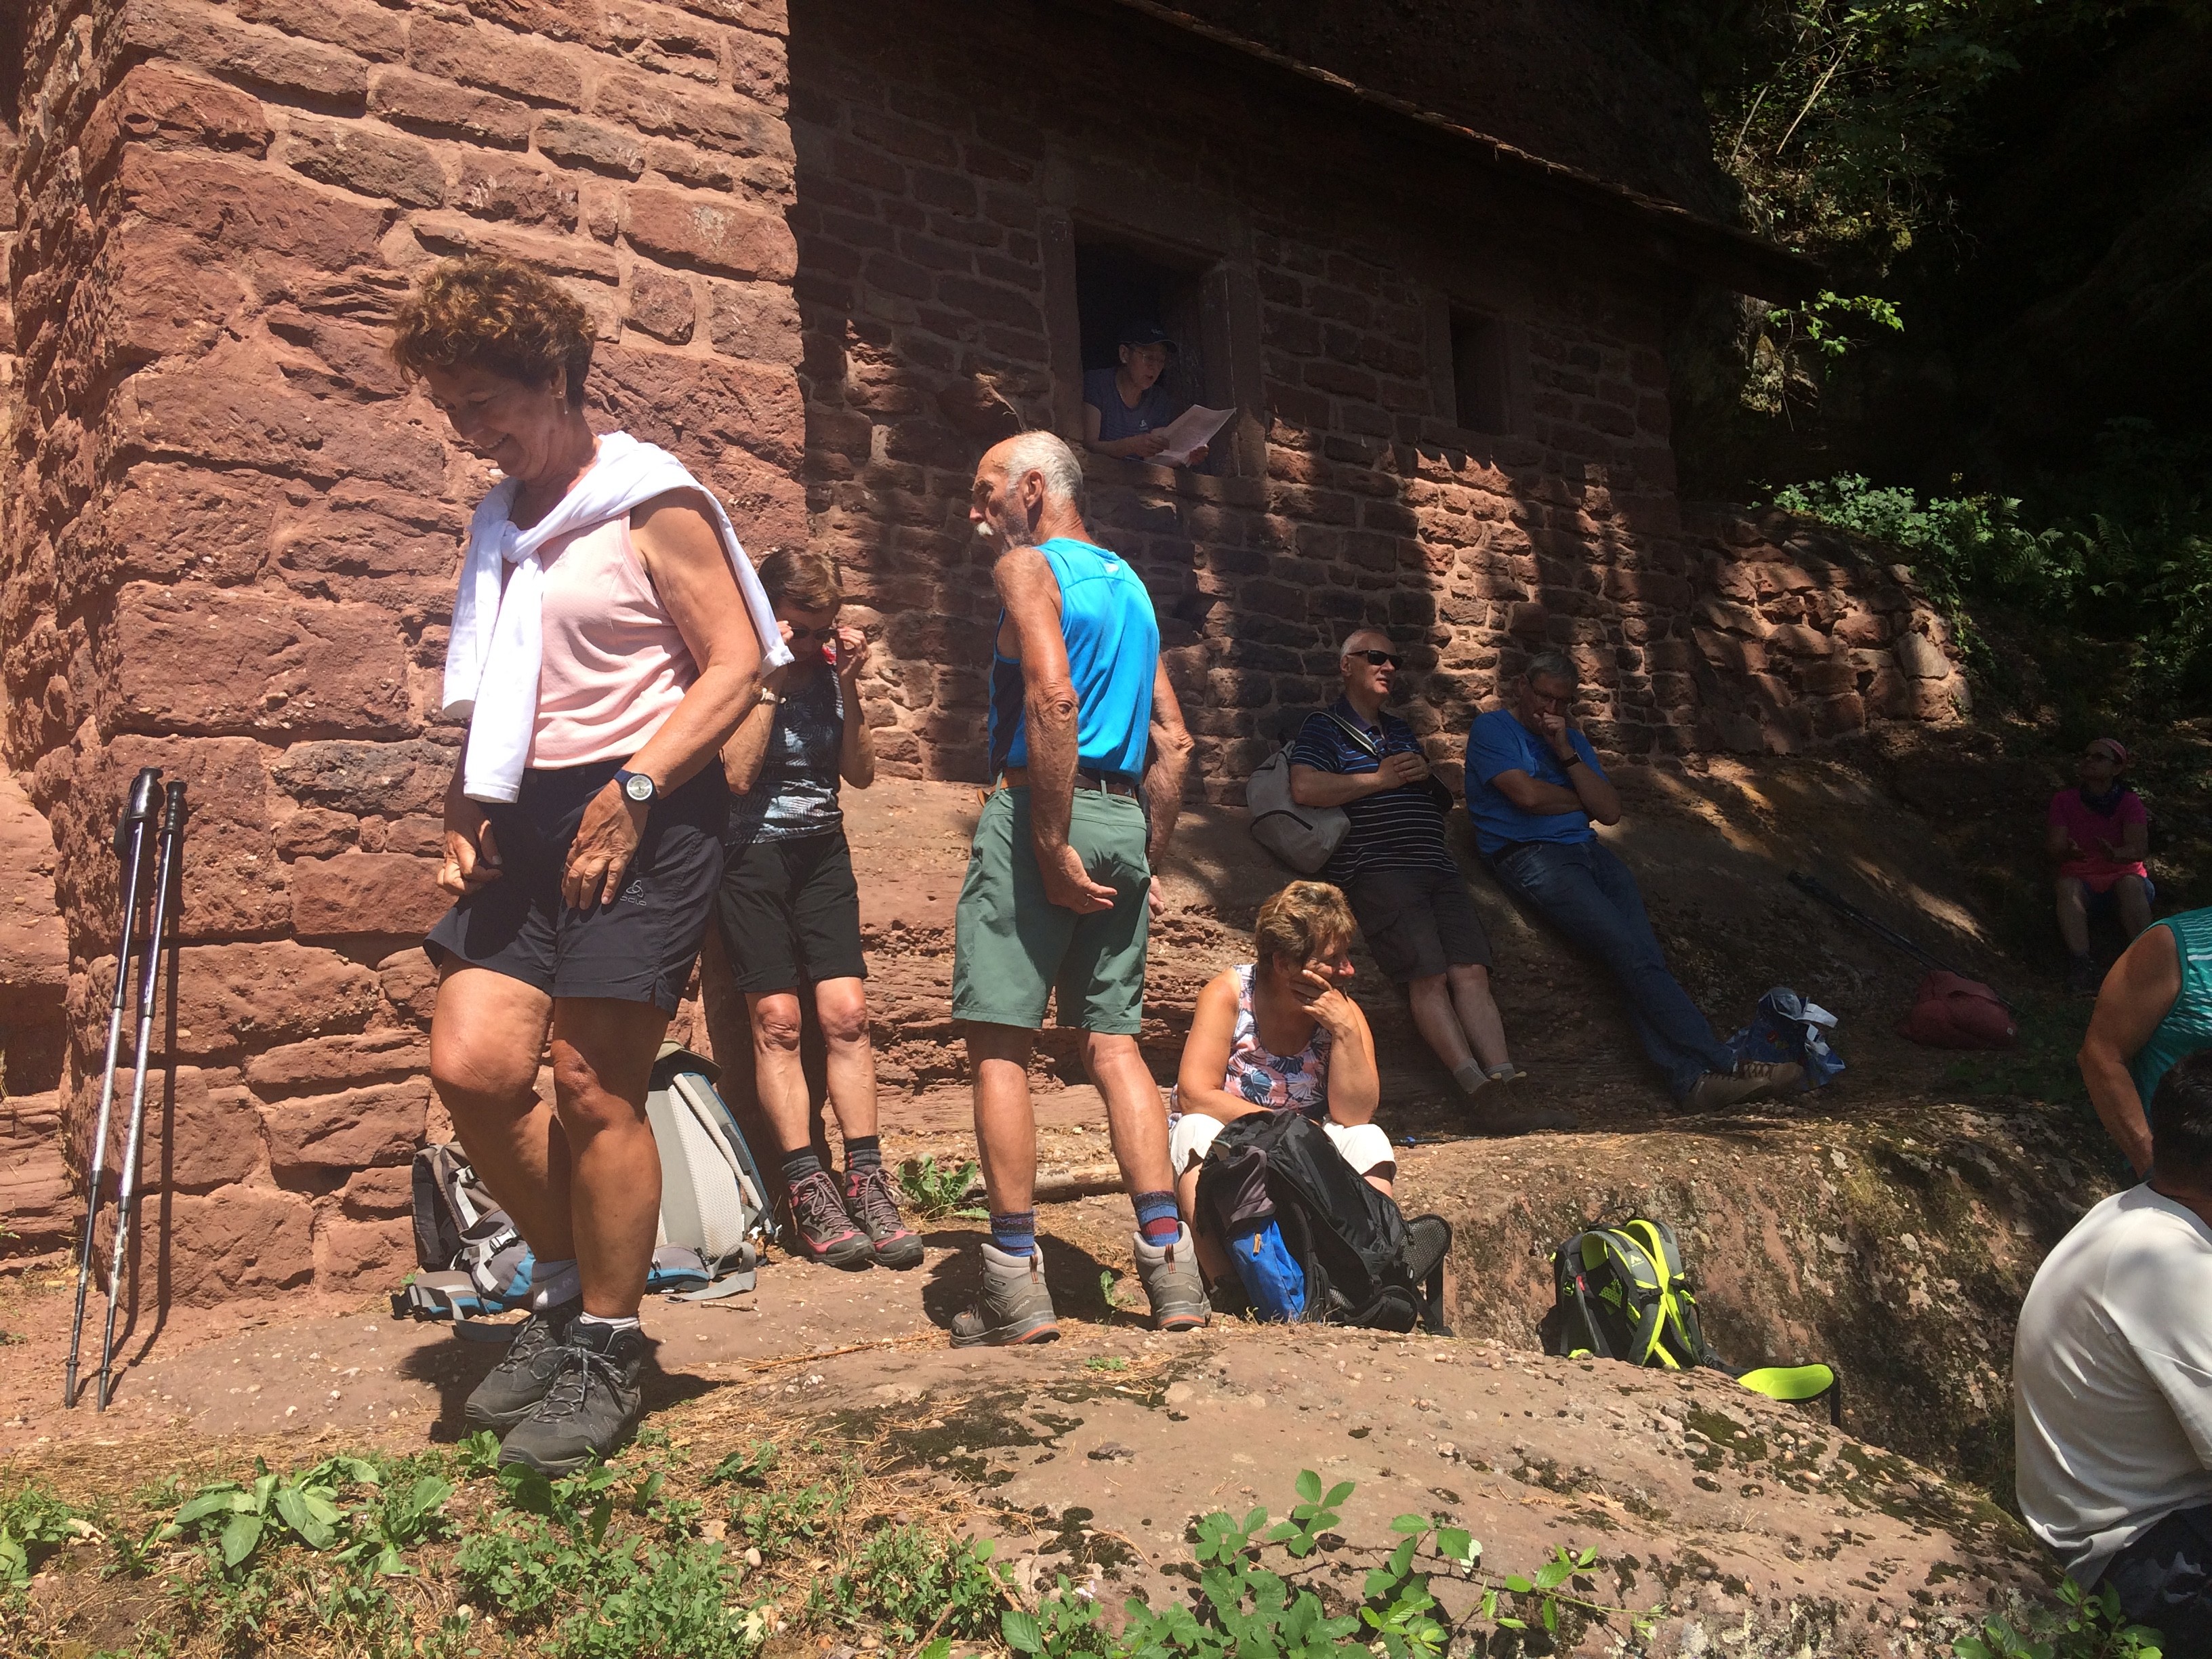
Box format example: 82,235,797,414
1896,970,2016,1049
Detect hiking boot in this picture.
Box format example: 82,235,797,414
844,1164,924,1270
1485,1061,1530,1085
463,1296,581,1435
784,1169,875,1270
1734,1059,1805,1100
497,1318,648,1475
949,1240,1059,1347
1132,1223,1211,1332
1681,1069,1768,1111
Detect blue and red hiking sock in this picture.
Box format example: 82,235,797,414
843,1135,882,1172
989,1210,1036,1257
781,1148,823,1187
1133,1190,1181,1244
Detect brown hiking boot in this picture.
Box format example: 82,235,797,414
1683,1067,1770,1112
1735,1059,1805,1100
949,1240,1059,1347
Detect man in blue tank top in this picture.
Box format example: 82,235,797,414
948,430,1208,1345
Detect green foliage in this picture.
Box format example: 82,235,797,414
897,1155,985,1220
816,1525,1008,1641
1774,422,2212,706
160,1456,383,1574
1955,1576,2165,1659
1002,1580,1115,1658
705,1440,778,1488
0,1486,87,1585
455,1430,504,1479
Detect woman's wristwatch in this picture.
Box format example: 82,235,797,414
613,768,657,806
758,687,782,707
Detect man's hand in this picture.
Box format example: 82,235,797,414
439,798,503,897
1376,750,1431,789
1292,968,1361,1041
1038,840,1118,914
1538,712,1578,761
562,781,644,910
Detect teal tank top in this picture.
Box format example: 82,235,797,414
2130,907,2212,1107
986,537,1159,780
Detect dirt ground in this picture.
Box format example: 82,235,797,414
0,746,2137,1651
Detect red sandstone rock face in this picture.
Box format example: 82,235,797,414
0,0,1965,1301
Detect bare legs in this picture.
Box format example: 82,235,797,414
429,966,668,1319
1406,962,1509,1075
968,1023,1172,1216
748,977,878,1155
2057,874,2154,958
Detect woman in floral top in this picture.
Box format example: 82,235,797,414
1169,882,1392,1282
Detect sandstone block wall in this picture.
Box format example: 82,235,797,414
787,0,1965,795
0,0,802,1283
0,0,1966,1294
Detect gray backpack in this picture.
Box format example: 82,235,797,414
643,1044,775,1299
1245,711,1376,874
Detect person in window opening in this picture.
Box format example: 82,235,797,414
716,548,922,1275
1467,652,1802,1113
2050,737,2154,993
1081,321,1208,467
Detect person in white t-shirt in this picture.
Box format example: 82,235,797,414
2014,1048,2212,1650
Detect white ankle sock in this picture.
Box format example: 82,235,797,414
1452,1060,1488,1094
528,1258,580,1311
574,1312,641,1334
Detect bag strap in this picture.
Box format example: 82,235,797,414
1319,708,1384,761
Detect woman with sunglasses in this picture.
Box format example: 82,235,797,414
2049,737,2152,992
717,549,922,1271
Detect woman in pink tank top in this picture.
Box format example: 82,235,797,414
390,256,775,1473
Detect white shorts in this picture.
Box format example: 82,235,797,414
1168,1110,1395,1178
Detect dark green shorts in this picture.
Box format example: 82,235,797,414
951,785,1151,1034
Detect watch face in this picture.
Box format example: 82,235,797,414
623,773,653,802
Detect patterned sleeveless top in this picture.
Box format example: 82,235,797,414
1226,964,1332,1115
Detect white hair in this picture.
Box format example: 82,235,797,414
1339,626,1391,655
998,430,1085,509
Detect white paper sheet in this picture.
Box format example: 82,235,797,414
1153,405,1234,467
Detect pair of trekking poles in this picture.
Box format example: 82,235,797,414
63,767,189,1410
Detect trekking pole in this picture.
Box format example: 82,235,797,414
96,779,188,1413
63,767,162,1409
1787,869,2011,1007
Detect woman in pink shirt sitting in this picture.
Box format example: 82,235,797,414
2049,737,2152,991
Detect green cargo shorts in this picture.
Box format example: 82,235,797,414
951,784,1151,1034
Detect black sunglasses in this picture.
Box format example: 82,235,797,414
786,623,838,644
1348,649,1402,668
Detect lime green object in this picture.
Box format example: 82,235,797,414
1549,1216,1841,1425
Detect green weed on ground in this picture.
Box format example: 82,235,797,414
0,1440,2167,1658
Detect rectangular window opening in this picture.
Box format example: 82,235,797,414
1073,232,1223,468
1450,307,1508,434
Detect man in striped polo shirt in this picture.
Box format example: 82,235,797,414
1290,629,1564,1132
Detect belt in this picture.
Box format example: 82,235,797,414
996,765,1139,798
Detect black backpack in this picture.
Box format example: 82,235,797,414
1195,1111,1450,1333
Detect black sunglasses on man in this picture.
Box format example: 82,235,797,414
1347,648,1402,668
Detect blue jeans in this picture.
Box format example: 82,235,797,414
1488,839,1735,1101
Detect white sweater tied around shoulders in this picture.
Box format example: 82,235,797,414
439,430,792,804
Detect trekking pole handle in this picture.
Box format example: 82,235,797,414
112,767,161,860
134,784,189,1025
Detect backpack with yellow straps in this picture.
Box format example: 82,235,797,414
1547,1216,1841,1424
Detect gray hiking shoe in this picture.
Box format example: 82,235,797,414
497,1319,648,1475
844,1164,925,1270
949,1240,1059,1347
464,1296,581,1435
1132,1224,1210,1332
1735,1059,1805,1099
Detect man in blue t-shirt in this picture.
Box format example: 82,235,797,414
1290,629,1568,1134
950,430,1208,1347
1466,651,1801,1111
